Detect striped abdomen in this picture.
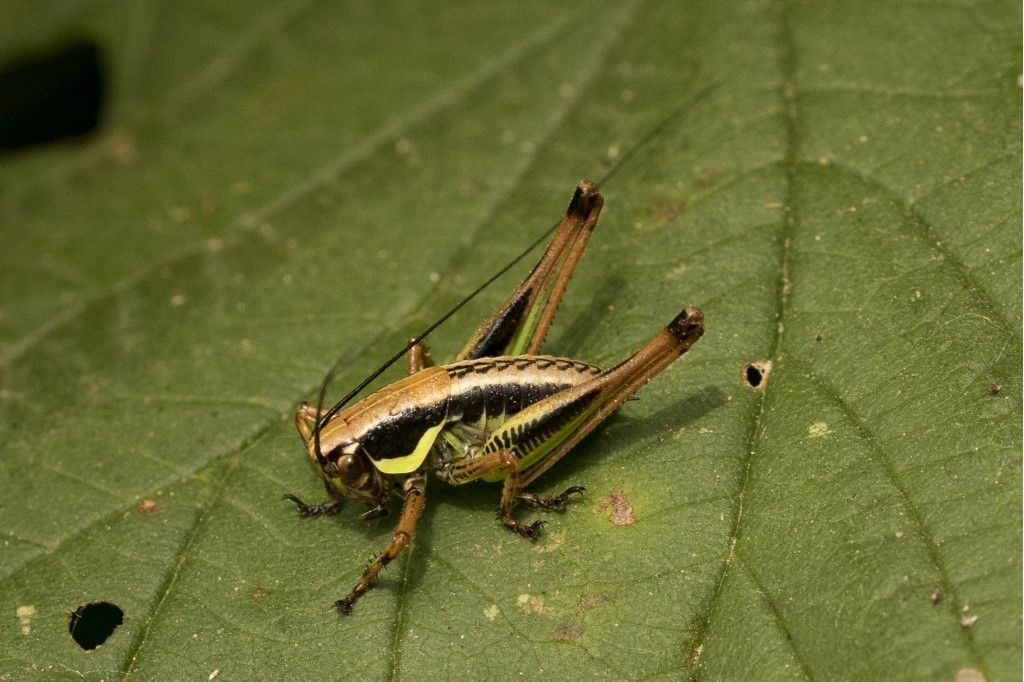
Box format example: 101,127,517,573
443,356,604,436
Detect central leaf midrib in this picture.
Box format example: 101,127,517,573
687,1,805,677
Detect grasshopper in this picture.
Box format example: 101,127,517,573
285,180,705,612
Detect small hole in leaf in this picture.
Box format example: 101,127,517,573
741,361,772,389
69,601,123,650
0,40,105,151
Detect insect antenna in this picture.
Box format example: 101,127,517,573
311,81,720,462
595,81,719,187
311,224,556,462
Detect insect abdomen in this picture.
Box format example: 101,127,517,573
444,355,603,432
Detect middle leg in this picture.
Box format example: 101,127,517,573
444,451,575,539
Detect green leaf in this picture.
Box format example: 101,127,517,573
1,1,1019,679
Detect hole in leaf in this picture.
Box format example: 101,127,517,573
741,361,772,389
0,40,104,151
69,601,123,650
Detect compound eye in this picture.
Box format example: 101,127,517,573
337,453,365,485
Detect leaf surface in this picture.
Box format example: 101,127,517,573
1,1,1019,679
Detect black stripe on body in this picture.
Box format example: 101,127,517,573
462,294,531,360
485,385,602,457
444,355,603,439
358,397,448,462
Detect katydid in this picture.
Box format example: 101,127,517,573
285,181,704,612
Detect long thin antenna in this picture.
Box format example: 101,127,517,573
312,81,719,458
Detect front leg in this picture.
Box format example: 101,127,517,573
335,473,427,613
282,493,342,518
283,479,343,517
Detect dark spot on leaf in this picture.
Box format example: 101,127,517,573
252,586,272,601
741,361,772,389
69,601,123,650
579,593,615,610
989,384,1002,395
0,41,104,151
136,498,161,516
815,334,823,342
593,491,636,526
553,621,582,642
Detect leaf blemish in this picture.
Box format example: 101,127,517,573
956,667,986,682
579,593,615,610
136,498,162,516
69,601,124,650
516,593,551,615
535,528,566,554
16,605,35,635
807,422,830,438
741,361,772,389
594,491,636,526
553,621,583,642
648,199,686,224
693,167,723,187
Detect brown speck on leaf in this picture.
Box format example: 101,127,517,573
649,199,685,223
989,384,1002,395
579,593,615,610
252,586,271,601
594,491,637,526
109,131,137,166
137,499,161,516
535,528,566,554
553,621,583,642
928,589,942,605
516,593,552,615
956,667,986,682
693,167,722,187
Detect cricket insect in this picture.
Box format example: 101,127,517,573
283,180,705,613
